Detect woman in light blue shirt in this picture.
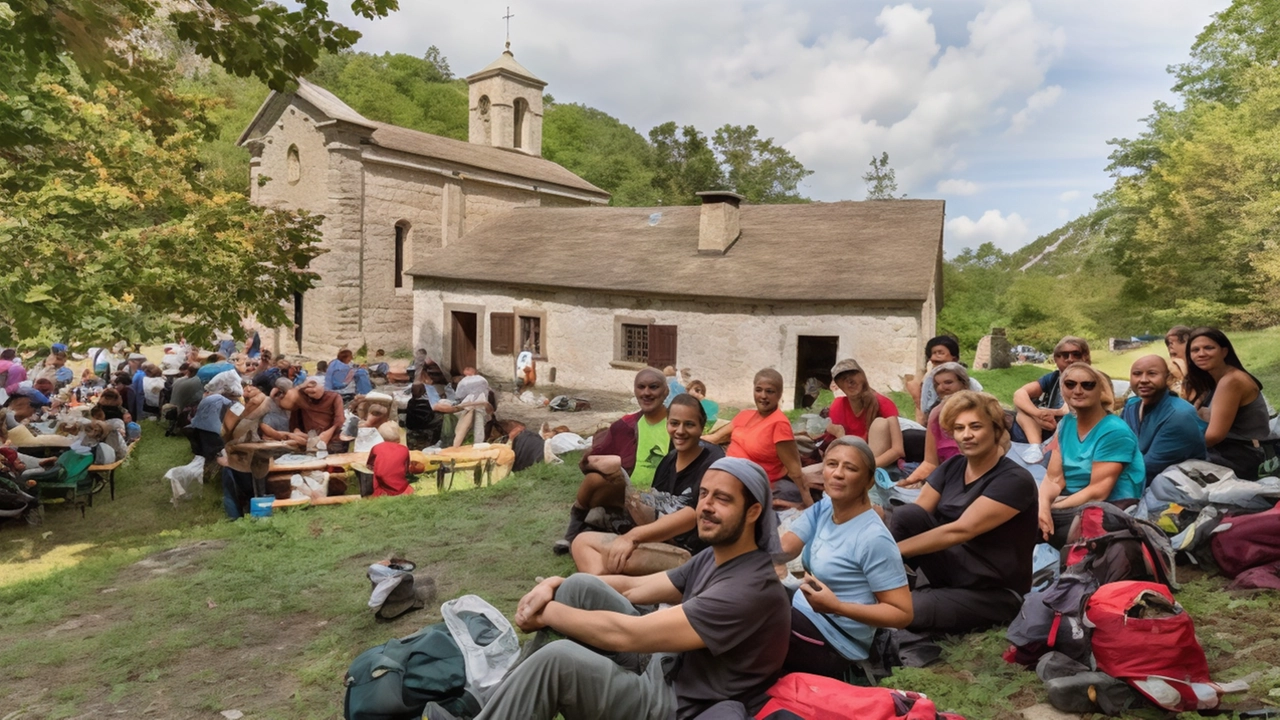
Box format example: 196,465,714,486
778,436,913,679
1039,363,1145,547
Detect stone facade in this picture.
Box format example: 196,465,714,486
240,51,606,359
413,280,935,411
466,50,546,155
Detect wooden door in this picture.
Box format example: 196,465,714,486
450,311,478,377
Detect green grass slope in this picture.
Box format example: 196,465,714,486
2,421,1277,718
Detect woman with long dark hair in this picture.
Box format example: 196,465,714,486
1183,327,1274,479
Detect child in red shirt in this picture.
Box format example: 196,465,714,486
367,423,414,497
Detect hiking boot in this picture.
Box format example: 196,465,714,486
1045,671,1132,714
554,504,589,555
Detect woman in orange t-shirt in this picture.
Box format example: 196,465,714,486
705,368,809,508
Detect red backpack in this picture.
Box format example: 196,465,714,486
1085,581,1220,712
1211,501,1280,578
756,673,964,720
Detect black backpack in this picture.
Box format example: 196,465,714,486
343,623,481,720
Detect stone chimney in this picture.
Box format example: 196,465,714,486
696,191,744,255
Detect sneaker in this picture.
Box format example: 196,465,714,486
552,539,572,556
1045,671,1132,714
1021,444,1044,464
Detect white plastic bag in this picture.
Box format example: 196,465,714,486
289,472,328,501
546,432,590,455
441,594,520,706
353,426,384,453
166,456,205,504
775,508,805,576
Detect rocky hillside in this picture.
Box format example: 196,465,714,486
1009,207,1113,275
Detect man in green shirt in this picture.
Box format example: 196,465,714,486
553,368,669,555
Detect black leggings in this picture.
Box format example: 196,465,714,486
781,607,858,680
890,504,1024,635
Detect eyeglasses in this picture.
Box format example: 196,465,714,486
1063,379,1097,391
1055,350,1084,359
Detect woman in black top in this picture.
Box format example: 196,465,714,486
890,390,1038,635
571,394,724,576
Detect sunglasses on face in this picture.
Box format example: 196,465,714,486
1055,350,1084,359
1063,379,1097,391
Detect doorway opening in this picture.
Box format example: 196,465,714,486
795,335,839,409
450,311,478,378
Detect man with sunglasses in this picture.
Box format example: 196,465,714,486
1122,355,1207,482
1011,336,1092,463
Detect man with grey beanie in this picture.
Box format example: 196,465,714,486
438,457,791,720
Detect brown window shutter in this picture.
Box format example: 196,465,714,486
490,313,514,355
648,324,678,368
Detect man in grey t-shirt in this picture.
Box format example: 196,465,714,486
447,458,790,720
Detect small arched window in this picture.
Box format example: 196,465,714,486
513,98,528,149
394,221,411,289
287,145,301,184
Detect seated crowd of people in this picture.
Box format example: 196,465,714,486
443,325,1276,720
1,337,533,522
4,327,1275,718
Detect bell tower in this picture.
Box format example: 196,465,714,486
466,44,547,156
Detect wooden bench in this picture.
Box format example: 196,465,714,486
89,443,134,501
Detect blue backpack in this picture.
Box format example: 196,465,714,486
343,623,481,720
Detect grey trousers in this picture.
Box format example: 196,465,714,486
476,574,676,720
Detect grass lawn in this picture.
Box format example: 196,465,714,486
3,417,1279,718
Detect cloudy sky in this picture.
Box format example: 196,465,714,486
318,0,1226,255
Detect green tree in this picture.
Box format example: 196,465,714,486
307,51,469,140
0,69,323,348
1103,0,1280,328
647,122,726,205
1171,0,1280,105
543,102,660,206
863,152,902,199
712,124,811,204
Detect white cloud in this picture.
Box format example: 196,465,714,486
1058,190,1081,202
937,178,979,195
292,0,1230,250
1009,85,1063,133
947,210,1033,252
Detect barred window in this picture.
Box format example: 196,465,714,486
621,324,649,363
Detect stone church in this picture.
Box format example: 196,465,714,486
241,48,945,409
238,48,610,358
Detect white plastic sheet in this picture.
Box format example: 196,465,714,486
166,456,205,504
441,594,520,706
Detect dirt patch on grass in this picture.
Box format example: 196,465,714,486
119,539,229,582
5,610,333,719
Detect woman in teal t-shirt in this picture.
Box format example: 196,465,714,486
1038,363,1145,547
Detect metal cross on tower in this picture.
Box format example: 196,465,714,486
504,6,515,50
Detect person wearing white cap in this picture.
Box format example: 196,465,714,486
441,458,791,720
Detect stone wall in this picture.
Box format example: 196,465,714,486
250,101,332,213
461,183,539,235
412,280,926,410
357,162,445,354
250,96,606,358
